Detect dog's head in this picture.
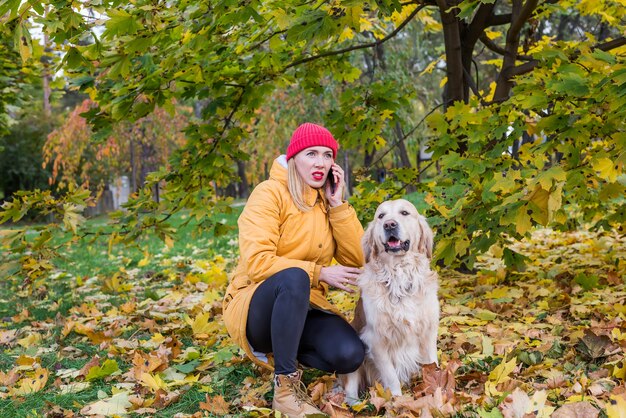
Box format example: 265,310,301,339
362,199,433,263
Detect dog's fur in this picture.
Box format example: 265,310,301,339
343,199,439,402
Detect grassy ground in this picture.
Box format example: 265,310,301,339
0,204,625,417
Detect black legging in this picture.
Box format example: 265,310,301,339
246,267,365,375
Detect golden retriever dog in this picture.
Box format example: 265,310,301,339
342,199,439,403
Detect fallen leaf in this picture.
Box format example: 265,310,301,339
552,401,599,418
321,400,353,418
576,329,616,360
9,368,48,396
152,389,181,408
80,391,132,416
499,387,530,418
199,394,230,415
0,329,18,346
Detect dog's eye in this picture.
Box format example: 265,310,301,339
401,210,409,216
378,213,385,219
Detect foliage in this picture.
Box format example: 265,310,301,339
0,110,53,201
1,1,625,277
0,210,625,416
43,99,190,192
424,46,626,269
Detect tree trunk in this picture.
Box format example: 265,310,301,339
129,137,137,193
437,0,464,106
42,31,51,120
494,0,539,102
236,159,249,199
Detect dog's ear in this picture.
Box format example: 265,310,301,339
417,214,434,259
362,221,377,263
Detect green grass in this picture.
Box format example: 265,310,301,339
0,203,246,416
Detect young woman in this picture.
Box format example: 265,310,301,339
223,122,365,417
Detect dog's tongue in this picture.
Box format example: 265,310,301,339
387,237,401,248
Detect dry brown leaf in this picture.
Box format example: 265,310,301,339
131,350,168,380
77,356,100,379
0,329,18,346
552,401,599,418
0,368,21,387
321,400,353,418
199,394,230,415
498,388,531,418
152,389,181,408
413,360,460,401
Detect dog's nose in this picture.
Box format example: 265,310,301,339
384,220,397,230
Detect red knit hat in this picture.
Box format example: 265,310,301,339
286,123,338,160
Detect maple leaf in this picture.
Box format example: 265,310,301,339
132,350,168,380
77,356,101,379
199,394,230,415
139,372,168,392
368,382,392,412
80,391,132,416
9,368,49,396
0,329,18,346
552,401,599,418
85,359,119,381
152,388,181,408
576,329,617,360
321,399,354,418
185,312,221,338
486,356,517,396
0,368,20,387
414,361,460,401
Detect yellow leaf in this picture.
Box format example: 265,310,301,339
485,29,502,40
484,287,510,299
613,361,626,380
186,312,220,337
80,391,132,415
139,372,168,392
138,256,150,267
592,157,618,182
488,356,516,385
606,393,626,418
515,207,533,235
9,368,48,396
17,333,41,349
338,27,355,42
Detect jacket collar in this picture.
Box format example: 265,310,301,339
270,156,326,210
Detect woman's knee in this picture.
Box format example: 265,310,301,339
275,267,311,296
332,339,365,374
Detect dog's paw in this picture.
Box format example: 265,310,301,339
345,395,361,407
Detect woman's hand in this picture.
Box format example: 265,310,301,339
325,163,345,207
319,265,362,293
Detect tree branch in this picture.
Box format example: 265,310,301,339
284,4,426,70
508,36,626,78
486,13,512,26
466,1,496,46
368,103,444,167
508,0,539,44
479,33,533,60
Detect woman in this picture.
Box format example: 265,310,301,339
223,122,365,417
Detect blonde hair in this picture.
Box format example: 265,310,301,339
287,158,314,212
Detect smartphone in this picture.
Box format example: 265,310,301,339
327,169,336,195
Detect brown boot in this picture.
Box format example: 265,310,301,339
272,371,328,417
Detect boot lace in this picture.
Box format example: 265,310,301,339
289,379,315,407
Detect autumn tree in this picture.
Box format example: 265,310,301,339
1,0,625,279
44,99,190,195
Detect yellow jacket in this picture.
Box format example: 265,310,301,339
222,157,364,369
